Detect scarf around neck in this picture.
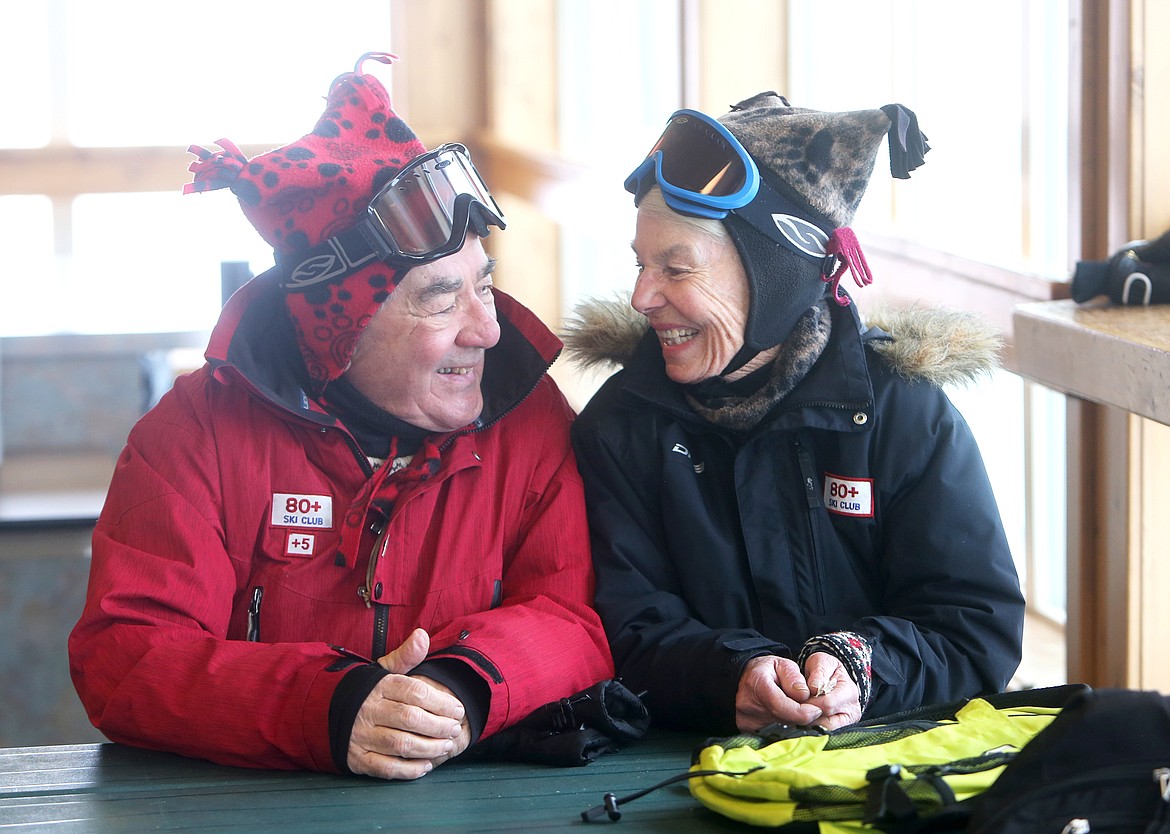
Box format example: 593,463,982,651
685,300,832,433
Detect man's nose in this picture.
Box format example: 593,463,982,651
459,294,501,349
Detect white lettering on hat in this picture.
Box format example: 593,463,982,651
771,214,829,257
271,493,334,528
822,474,874,518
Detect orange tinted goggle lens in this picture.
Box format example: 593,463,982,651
649,115,748,197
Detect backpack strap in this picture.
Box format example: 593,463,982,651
864,764,920,824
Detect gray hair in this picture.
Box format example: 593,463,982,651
638,186,730,245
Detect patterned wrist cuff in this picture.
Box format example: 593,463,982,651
797,631,873,714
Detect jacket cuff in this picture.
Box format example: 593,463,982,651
327,663,390,774
798,631,873,713
412,658,491,745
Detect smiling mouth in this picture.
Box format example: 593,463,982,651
658,328,699,347
438,367,473,375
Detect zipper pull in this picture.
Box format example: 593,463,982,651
246,586,263,641
328,644,374,664
360,516,390,609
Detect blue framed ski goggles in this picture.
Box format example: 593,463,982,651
624,109,760,220
624,108,838,269
279,143,505,291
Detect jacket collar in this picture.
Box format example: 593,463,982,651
618,301,876,433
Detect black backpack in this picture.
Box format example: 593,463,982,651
964,687,1170,834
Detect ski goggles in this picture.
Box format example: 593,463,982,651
280,143,505,291
624,109,760,220
624,108,840,270
368,143,505,261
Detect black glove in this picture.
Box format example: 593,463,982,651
467,679,650,767
1072,227,1170,305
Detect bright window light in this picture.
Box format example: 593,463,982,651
64,0,393,147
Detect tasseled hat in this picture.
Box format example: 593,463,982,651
717,92,929,354
184,52,428,388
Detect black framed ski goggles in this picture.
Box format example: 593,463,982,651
279,143,505,291
624,109,760,220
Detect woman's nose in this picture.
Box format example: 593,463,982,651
630,271,662,315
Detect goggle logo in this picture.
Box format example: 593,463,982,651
771,214,829,257
283,235,381,291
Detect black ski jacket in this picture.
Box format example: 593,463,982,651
569,300,1024,731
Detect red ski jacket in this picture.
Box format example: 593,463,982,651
69,269,613,772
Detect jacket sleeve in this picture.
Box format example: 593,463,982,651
68,376,352,773
425,379,615,738
572,410,784,733
856,376,1026,718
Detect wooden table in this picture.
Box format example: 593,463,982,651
0,732,745,832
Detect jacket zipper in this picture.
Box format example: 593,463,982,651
794,438,822,510
371,604,390,658
350,350,553,600
357,516,394,657
793,437,827,615
246,586,263,642
349,352,558,656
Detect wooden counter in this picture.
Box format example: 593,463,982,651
1013,299,1170,425
1013,298,1170,693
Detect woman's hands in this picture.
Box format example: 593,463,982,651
734,651,862,733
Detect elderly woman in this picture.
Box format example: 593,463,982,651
567,93,1025,733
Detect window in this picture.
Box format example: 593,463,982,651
1,0,393,336
788,0,1070,277
554,0,682,318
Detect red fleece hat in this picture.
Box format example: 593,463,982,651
184,52,427,388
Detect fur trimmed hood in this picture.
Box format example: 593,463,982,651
560,294,1002,388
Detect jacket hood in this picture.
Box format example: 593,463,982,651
561,294,1002,389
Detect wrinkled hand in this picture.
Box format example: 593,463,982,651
735,653,863,732
347,628,471,780
801,651,862,730
735,655,822,731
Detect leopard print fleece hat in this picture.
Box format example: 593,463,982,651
716,92,928,354
184,52,427,389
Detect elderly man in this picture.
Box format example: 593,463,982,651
68,53,613,781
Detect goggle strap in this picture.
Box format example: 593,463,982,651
732,178,835,269
277,219,390,293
